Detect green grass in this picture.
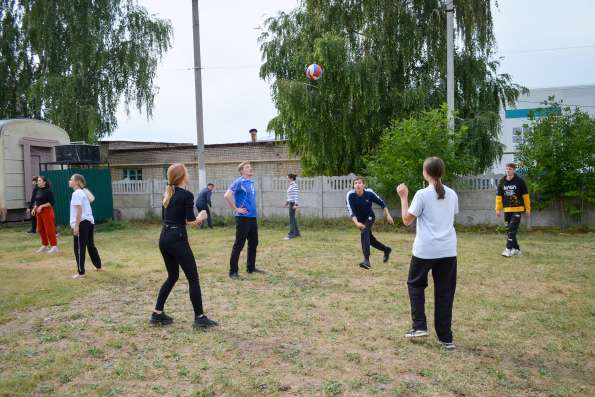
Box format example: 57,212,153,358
0,222,593,396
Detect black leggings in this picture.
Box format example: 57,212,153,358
73,220,102,275
155,226,204,317
361,219,388,260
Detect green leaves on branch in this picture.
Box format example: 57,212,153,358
515,98,595,223
0,0,172,142
366,105,474,197
259,0,526,176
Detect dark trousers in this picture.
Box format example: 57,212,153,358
407,256,457,343
196,205,213,229
229,217,258,274
30,214,36,233
288,202,300,237
73,220,102,275
504,212,522,250
361,219,388,260
155,226,204,317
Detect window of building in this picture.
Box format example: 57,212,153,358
163,166,169,180
123,168,143,180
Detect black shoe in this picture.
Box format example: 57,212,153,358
229,272,240,280
383,247,392,263
358,260,371,270
149,311,174,326
193,315,218,329
247,268,265,274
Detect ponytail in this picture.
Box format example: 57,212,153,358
163,163,188,208
84,188,95,203
163,185,175,208
423,157,446,200
434,179,445,200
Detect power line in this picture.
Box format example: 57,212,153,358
500,44,595,55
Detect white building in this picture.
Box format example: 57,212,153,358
495,84,595,172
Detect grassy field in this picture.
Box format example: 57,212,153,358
0,222,593,397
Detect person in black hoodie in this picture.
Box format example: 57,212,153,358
31,176,58,254
26,177,39,234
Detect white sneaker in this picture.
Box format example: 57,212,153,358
47,246,59,254
405,329,429,338
36,246,49,253
501,248,512,257
511,249,522,256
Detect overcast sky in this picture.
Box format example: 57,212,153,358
109,0,595,144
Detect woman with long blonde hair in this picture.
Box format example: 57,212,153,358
151,163,217,329
69,173,102,278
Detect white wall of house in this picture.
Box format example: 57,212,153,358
495,84,595,172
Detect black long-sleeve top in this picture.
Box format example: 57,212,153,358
34,187,55,207
162,187,196,225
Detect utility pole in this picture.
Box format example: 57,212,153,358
192,0,206,190
446,0,455,132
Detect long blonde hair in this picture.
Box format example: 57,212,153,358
71,173,95,203
163,163,188,208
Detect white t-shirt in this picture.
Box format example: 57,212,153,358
408,184,459,259
70,189,95,228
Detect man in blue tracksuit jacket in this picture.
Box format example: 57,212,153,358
346,176,394,269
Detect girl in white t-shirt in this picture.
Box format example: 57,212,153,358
69,174,102,279
396,157,458,350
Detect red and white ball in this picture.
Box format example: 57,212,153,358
305,63,323,81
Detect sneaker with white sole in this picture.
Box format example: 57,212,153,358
439,340,456,350
501,248,512,257
47,246,59,254
511,249,522,256
36,246,49,253
405,329,429,338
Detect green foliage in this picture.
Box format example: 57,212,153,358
515,98,595,222
366,105,474,196
259,0,526,175
0,0,172,142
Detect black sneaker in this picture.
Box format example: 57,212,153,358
383,247,392,263
149,311,174,326
247,268,265,274
358,260,371,270
193,315,218,329
229,272,240,280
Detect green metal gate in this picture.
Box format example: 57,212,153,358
40,168,113,226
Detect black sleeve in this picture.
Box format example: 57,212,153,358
519,178,528,195
28,188,36,208
48,191,55,206
185,192,197,222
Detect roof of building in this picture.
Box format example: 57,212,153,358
0,118,69,138
100,139,287,152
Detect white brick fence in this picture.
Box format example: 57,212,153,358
112,175,594,227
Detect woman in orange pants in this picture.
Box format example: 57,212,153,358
32,176,59,254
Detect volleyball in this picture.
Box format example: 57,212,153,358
305,63,323,81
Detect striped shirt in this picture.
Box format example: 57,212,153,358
287,180,299,204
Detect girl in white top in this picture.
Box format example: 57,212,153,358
396,157,459,349
69,174,102,279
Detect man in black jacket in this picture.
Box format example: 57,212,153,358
195,183,214,229
26,177,39,234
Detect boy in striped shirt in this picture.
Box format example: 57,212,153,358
284,173,300,240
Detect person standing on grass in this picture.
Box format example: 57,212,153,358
224,161,264,279
496,162,531,257
396,157,458,350
31,176,58,254
195,183,215,229
284,173,301,240
346,176,394,270
69,174,102,279
26,177,39,234
151,163,218,329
